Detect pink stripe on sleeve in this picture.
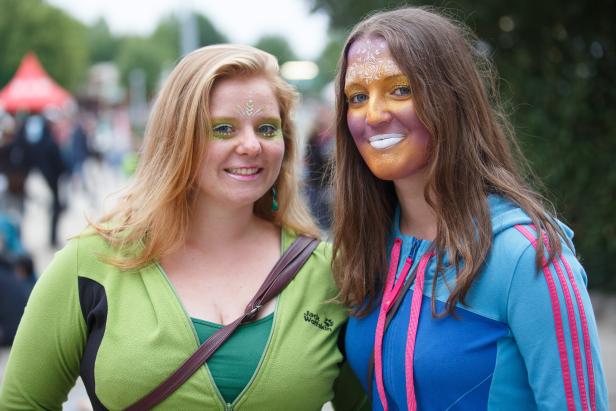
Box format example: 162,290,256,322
538,234,590,411
514,225,576,411
559,254,596,411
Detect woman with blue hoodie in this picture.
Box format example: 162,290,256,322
332,7,608,411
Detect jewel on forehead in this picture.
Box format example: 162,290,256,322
346,37,400,83
236,98,264,118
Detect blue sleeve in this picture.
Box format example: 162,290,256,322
506,240,608,410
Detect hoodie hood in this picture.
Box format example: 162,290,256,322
388,194,575,293
488,194,574,245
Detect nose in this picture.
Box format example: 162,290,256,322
236,128,262,156
366,96,392,127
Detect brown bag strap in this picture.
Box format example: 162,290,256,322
124,235,319,411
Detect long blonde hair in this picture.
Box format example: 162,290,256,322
332,7,564,316
94,44,318,269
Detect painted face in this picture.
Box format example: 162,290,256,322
197,75,284,208
344,36,431,182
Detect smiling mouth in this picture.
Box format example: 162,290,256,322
225,167,261,176
368,133,405,149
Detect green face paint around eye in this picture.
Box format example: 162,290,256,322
210,118,237,139
257,118,283,139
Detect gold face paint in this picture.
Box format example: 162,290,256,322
345,74,412,110
344,36,431,182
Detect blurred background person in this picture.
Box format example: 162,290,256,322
304,104,334,232
14,114,68,248
0,260,30,347
0,114,27,217
66,109,99,195
0,211,34,347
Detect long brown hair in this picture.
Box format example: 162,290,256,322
332,7,564,316
92,44,318,269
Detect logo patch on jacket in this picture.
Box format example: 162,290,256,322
303,310,334,331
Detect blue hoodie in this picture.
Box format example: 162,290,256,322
345,195,608,410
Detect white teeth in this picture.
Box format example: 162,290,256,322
227,167,259,175
369,133,404,149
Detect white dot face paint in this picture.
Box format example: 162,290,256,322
344,36,432,182
345,37,400,85
236,96,264,118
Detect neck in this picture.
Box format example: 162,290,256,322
393,168,437,241
186,197,262,249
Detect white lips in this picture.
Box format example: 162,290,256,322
368,133,405,149
226,167,260,176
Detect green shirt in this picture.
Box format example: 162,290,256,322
191,313,274,403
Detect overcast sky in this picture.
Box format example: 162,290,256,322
46,0,330,60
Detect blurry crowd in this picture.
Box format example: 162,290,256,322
0,105,135,346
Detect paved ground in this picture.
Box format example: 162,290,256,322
1,167,614,409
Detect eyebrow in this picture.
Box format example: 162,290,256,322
344,73,409,90
210,116,281,124
210,117,238,124
258,117,282,125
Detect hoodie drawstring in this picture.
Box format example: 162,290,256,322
373,237,434,411
404,251,434,411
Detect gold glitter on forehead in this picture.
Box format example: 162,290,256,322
235,98,264,118
345,37,401,84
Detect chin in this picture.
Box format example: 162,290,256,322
227,192,268,208
365,165,405,181
371,172,400,181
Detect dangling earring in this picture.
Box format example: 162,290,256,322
271,186,279,212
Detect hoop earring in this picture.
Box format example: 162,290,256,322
271,186,279,212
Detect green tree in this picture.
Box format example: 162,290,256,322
308,0,616,290
150,15,181,61
0,0,88,91
113,12,228,96
254,35,298,65
307,0,395,30
115,14,180,97
115,35,172,97
87,18,118,63
313,31,346,90
195,13,227,46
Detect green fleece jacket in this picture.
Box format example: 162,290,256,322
0,228,367,410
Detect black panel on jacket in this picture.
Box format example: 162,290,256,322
78,276,109,411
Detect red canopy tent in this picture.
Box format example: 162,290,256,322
0,52,73,113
